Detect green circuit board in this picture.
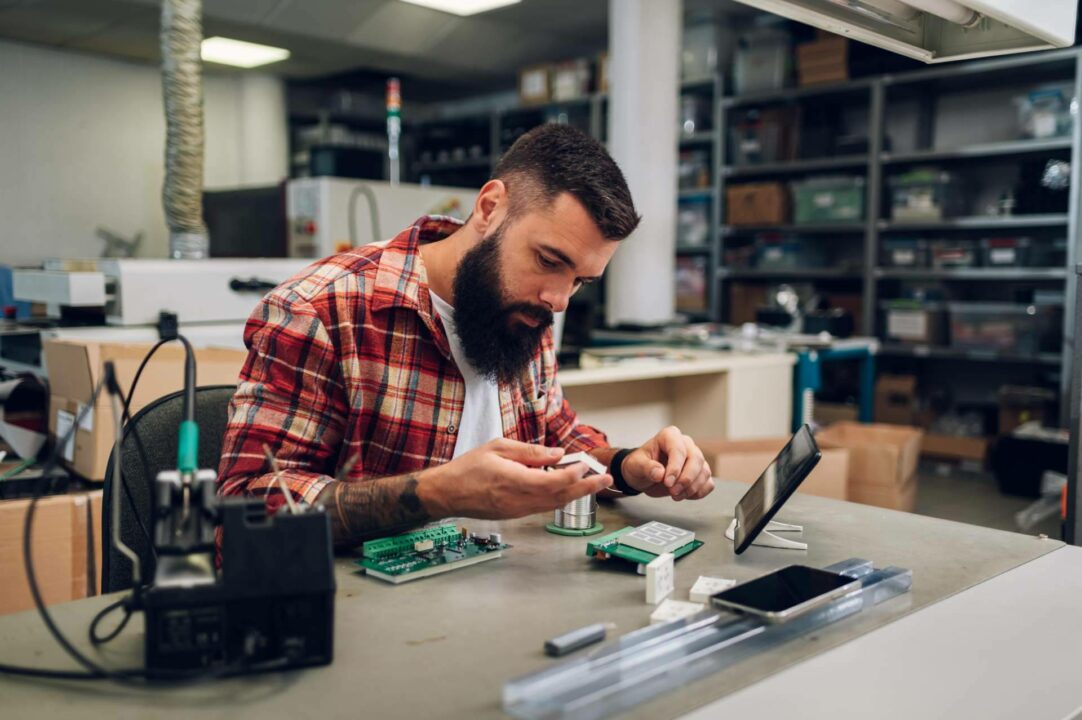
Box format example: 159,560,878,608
585,525,703,568
356,523,510,584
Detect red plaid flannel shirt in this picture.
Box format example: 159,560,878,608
218,216,608,512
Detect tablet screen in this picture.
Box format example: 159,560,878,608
734,425,821,554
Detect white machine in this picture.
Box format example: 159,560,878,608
732,0,1077,63
286,178,478,258
13,258,310,327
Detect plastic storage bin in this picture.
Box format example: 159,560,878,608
930,239,978,269
792,176,865,225
734,28,792,95
882,238,928,268
884,301,947,345
949,303,1050,355
980,237,1031,267
889,168,963,221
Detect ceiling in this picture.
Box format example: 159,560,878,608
0,0,758,99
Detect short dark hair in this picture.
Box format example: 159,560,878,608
493,124,641,240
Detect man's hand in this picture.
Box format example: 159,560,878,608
419,438,613,520
620,426,714,501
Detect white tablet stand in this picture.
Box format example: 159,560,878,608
725,518,807,551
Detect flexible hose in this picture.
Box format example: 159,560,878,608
161,0,209,259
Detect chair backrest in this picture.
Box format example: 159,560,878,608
101,384,236,593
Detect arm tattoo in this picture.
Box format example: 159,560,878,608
317,473,431,547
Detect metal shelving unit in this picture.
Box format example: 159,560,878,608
722,155,868,178
713,47,1082,422
882,138,1072,164
721,223,865,235
721,268,863,280
879,344,1062,366
878,214,1070,231
876,268,1068,281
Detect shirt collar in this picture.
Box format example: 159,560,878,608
371,215,463,314
371,215,462,359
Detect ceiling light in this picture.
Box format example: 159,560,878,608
200,37,290,69
397,0,522,17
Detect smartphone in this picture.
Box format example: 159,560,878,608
710,565,860,624
733,424,821,555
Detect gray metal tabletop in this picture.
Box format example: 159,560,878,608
0,480,1062,719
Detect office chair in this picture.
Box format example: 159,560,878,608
101,385,236,593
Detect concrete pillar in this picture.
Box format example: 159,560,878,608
237,73,288,185
605,0,681,327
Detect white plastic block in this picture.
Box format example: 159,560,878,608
649,599,705,625
689,575,736,603
620,521,696,555
645,552,674,605
553,451,607,476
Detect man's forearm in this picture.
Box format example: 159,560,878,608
316,471,432,547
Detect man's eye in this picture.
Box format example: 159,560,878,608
538,254,559,270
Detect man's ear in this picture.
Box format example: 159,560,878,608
471,179,508,234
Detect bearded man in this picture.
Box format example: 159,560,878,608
218,124,715,546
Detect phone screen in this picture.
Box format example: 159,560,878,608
734,425,820,554
711,565,855,614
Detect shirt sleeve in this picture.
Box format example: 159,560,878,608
543,377,610,453
217,289,349,513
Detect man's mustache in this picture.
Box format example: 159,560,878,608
504,302,553,327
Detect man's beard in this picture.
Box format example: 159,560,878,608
451,227,553,384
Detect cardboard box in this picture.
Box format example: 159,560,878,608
44,339,246,481
814,402,859,426
551,58,591,102
998,385,1054,435
848,477,918,512
0,490,102,615
728,283,769,325
518,64,551,105
816,422,923,511
726,182,789,226
922,433,989,463
699,437,849,500
875,374,918,426
796,36,849,87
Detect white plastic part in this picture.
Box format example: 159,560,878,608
620,521,696,555
897,0,979,26
645,552,675,605
726,518,808,551
649,599,705,625
731,0,1077,64
689,576,737,604
553,451,607,476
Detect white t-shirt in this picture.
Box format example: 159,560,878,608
429,291,504,458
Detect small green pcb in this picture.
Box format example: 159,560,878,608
356,523,509,584
585,524,703,572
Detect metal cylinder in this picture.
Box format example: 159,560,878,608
553,494,598,530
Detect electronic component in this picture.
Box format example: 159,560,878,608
586,522,702,574
710,565,859,623
544,623,609,657
356,523,510,584
551,451,607,476
732,424,821,555
689,576,736,604
619,521,696,555
649,599,705,625
645,552,674,605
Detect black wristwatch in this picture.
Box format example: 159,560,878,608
609,448,640,496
